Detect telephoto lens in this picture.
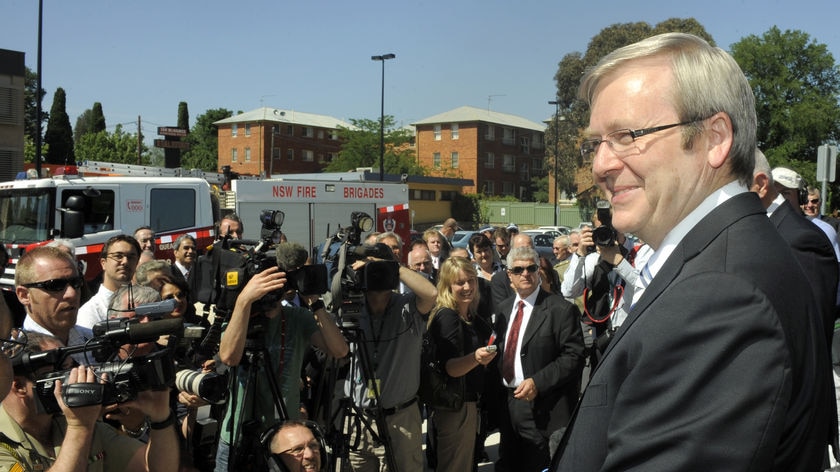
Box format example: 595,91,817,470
175,369,228,404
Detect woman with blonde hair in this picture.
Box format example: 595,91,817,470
427,256,497,472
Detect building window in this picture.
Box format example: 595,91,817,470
503,181,514,195
325,152,335,162
532,158,543,172
485,125,495,141
451,152,459,169
317,130,324,139
410,189,436,201
303,150,314,162
245,148,252,161
329,130,339,140
503,128,515,145
484,180,495,195
287,125,294,136
433,152,441,169
231,124,238,137
503,154,515,172
451,123,459,140
231,148,238,162
273,148,281,159
433,125,441,141
520,136,530,154
484,152,495,168
440,191,456,201
287,149,294,160
245,124,251,136
533,132,544,149
302,127,314,138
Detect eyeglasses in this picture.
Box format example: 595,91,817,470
22,276,84,293
276,440,321,457
106,252,138,262
509,264,539,276
1,329,28,358
580,121,698,160
808,198,820,204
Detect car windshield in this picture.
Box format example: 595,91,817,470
0,189,53,243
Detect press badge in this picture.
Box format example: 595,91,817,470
367,379,382,399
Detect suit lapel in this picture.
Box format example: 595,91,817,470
520,289,548,347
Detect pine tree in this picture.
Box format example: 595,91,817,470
44,87,74,164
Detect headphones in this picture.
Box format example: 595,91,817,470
798,185,809,207
260,420,329,472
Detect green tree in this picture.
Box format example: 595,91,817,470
44,87,74,164
75,125,143,164
73,102,106,144
182,108,233,171
23,136,48,163
24,67,48,143
731,26,840,193
177,102,189,130
550,18,714,199
326,116,424,176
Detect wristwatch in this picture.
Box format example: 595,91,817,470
124,417,149,438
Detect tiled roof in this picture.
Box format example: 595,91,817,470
214,107,352,129
411,105,545,132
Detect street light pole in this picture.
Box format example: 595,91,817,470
372,53,396,182
548,100,561,226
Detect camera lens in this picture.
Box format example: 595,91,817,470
175,369,227,404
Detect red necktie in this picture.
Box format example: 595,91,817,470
502,300,525,384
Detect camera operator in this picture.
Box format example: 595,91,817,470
215,242,349,472
561,203,652,379
342,250,437,472
0,331,179,471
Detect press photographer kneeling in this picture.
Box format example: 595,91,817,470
0,331,179,471
215,242,349,472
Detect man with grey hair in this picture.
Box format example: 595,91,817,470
552,33,833,471
496,246,583,471
171,234,197,284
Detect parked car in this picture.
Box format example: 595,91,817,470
451,230,480,249
537,225,571,235
532,234,556,262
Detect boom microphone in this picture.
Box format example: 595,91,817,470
96,318,185,344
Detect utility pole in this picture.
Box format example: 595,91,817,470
137,115,142,164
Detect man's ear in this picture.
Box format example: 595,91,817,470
11,377,28,397
705,112,733,169
15,286,30,310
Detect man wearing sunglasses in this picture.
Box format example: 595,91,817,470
78,235,142,330
15,246,93,349
495,246,584,472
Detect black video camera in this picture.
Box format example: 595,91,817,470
592,200,617,247
12,318,184,414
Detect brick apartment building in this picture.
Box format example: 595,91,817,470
215,107,351,177
412,105,546,199
0,49,25,182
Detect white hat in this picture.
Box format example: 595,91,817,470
771,167,803,189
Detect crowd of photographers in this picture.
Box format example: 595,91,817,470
0,207,621,472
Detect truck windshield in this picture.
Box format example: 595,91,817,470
0,189,53,243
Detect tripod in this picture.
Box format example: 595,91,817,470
324,324,399,472
227,334,289,471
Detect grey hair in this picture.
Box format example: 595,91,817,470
108,284,161,316
506,246,539,268
580,32,756,187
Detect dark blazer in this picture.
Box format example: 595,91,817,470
497,288,585,434
553,192,833,471
770,200,839,348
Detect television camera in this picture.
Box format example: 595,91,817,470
319,211,400,326
12,313,184,415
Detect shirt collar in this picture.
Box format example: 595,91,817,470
645,180,747,281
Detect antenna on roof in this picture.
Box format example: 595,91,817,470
487,94,506,111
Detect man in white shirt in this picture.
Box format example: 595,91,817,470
76,235,141,329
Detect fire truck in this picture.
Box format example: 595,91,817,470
1,161,411,292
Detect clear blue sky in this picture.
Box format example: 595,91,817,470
3,0,839,141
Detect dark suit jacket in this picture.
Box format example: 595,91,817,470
770,200,839,348
553,192,833,471
491,270,514,307
497,288,585,434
